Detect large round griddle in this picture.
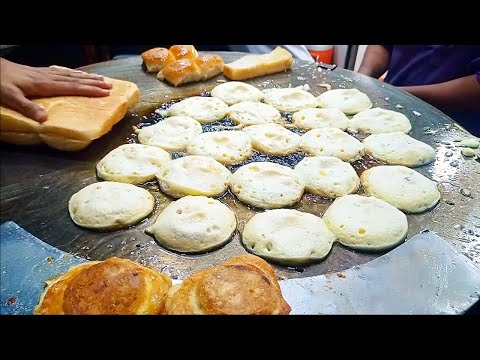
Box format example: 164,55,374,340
1,52,479,283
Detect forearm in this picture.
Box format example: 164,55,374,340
402,75,480,111
358,45,390,79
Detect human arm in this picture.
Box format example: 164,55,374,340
402,74,480,111
357,45,391,79
0,58,112,122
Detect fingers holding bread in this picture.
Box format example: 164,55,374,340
0,77,140,151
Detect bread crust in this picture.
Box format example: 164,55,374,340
34,257,172,315
0,77,140,151
141,47,176,73
164,254,291,314
223,46,293,81
169,45,198,61
159,55,224,86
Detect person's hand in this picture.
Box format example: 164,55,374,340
0,58,113,122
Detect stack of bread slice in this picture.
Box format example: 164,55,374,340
0,77,140,151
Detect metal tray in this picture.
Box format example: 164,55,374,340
1,53,479,282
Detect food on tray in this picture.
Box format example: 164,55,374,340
163,254,291,314
317,88,372,115
163,96,228,123
361,166,441,213
226,101,281,126
146,196,236,253
243,123,301,156
142,45,224,86
168,45,199,61
34,257,172,315
223,46,293,81
363,132,436,167
141,47,177,73
156,155,231,198
292,108,349,131
294,156,360,198
210,81,264,105
0,77,140,151
158,54,224,87
96,143,171,184
301,127,365,162
348,108,412,134
186,130,253,165
137,116,203,152
323,194,408,251
229,162,304,209
68,182,154,230
141,45,198,73
242,209,336,266
262,87,318,112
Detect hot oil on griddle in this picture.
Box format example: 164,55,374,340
126,95,384,279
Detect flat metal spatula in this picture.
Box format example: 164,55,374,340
281,231,480,314
2,221,479,315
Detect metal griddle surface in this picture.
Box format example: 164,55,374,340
1,52,479,281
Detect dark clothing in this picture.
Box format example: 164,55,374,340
382,45,480,136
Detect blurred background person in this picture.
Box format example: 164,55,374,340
358,45,480,136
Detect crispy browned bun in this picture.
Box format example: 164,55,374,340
222,254,281,292
158,54,224,87
34,257,172,315
164,254,291,315
169,45,199,61
194,55,225,80
34,262,99,315
141,47,176,73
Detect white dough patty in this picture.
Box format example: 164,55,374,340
363,132,436,167
211,81,264,105
165,96,228,123
229,162,304,209
156,155,231,198
96,144,171,184
292,108,349,130
301,127,365,162
262,87,318,112
226,101,281,125
146,196,236,253
317,88,372,115
294,156,360,198
348,108,412,134
323,194,408,251
242,209,336,265
361,165,441,213
137,116,203,152
186,130,253,165
243,123,301,156
69,182,155,230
